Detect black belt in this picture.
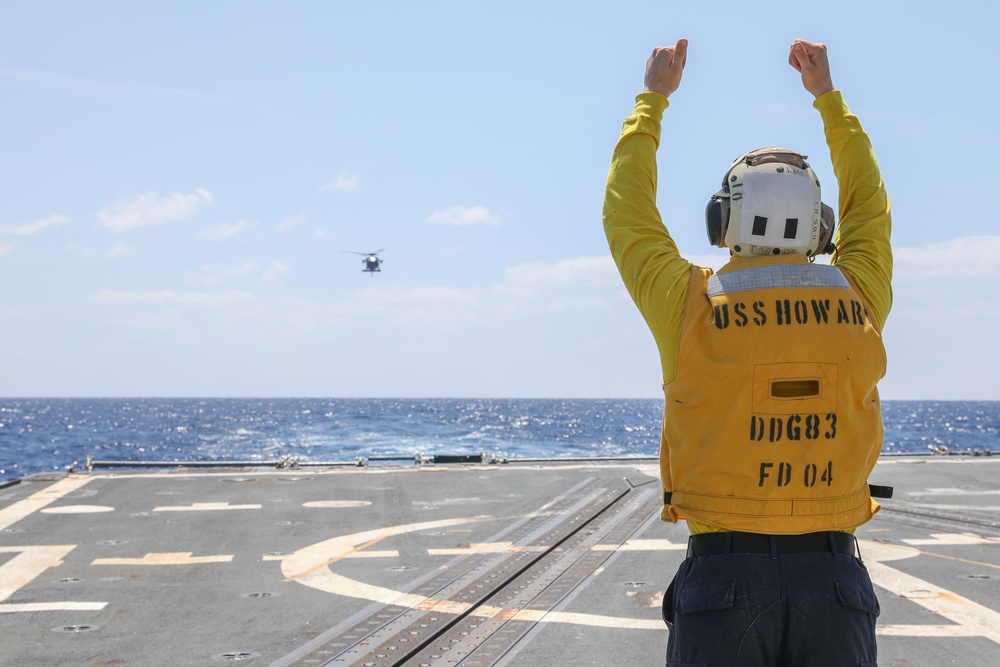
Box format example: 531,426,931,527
687,531,858,558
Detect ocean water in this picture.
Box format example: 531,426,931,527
1,398,998,482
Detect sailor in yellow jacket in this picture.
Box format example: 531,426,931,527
603,39,891,666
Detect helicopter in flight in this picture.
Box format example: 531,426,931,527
343,249,384,274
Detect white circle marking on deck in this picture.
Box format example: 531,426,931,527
275,526,1000,639
276,517,662,630
862,539,1000,645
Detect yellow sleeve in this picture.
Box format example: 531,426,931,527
602,92,694,383
816,91,893,330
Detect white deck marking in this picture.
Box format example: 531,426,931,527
276,526,1000,634
40,505,115,514
278,518,664,629
263,551,399,560
0,476,94,531
864,540,1000,645
429,538,686,557
902,532,1000,546
92,552,234,565
476,607,661,630
152,502,262,512
878,624,981,637
302,500,371,508
0,602,108,613
910,488,1000,496
592,539,687,552
427,542,548,556
904,504,1000,512
0,545,108,614
339,550,399,559
277,517,478,610
0,545,77,603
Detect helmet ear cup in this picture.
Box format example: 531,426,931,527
818,203,836,254
705,192,729,247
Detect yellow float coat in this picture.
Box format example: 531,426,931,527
662,259,885,533
603,90,892,534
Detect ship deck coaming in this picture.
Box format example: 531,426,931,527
1,456,998,666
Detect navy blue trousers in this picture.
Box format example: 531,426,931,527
662,546,879,666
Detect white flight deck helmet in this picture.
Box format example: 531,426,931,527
705,147,836,258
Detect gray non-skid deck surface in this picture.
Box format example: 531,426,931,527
0,457,998,666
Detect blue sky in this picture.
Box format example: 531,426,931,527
1,1,997,399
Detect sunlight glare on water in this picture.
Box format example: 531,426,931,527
1,399,997,481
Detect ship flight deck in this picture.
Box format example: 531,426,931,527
1,455,998,666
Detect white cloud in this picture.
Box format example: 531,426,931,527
683,250,731,272
428,205,499,226
0,214,70,236
106,243,134,260
276,213,307,232
87,289,256,307
66,256,652,397
0,241,17,255
503,256,621,288
182,260,288,286
637,237,1000,283
335,284,490,326
66,242,98,259
65,242,135,260
99,188,213,232
320,171,360,193
261,261,290,282
185,261,261,286
894,236,1000,281
326,256,631,328
891,299,1000,323
195,220,257,240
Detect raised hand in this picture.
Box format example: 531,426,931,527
788,39,835,98
644,38,688,99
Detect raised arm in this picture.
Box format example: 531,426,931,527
603,40,694,372
790,40,893,330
